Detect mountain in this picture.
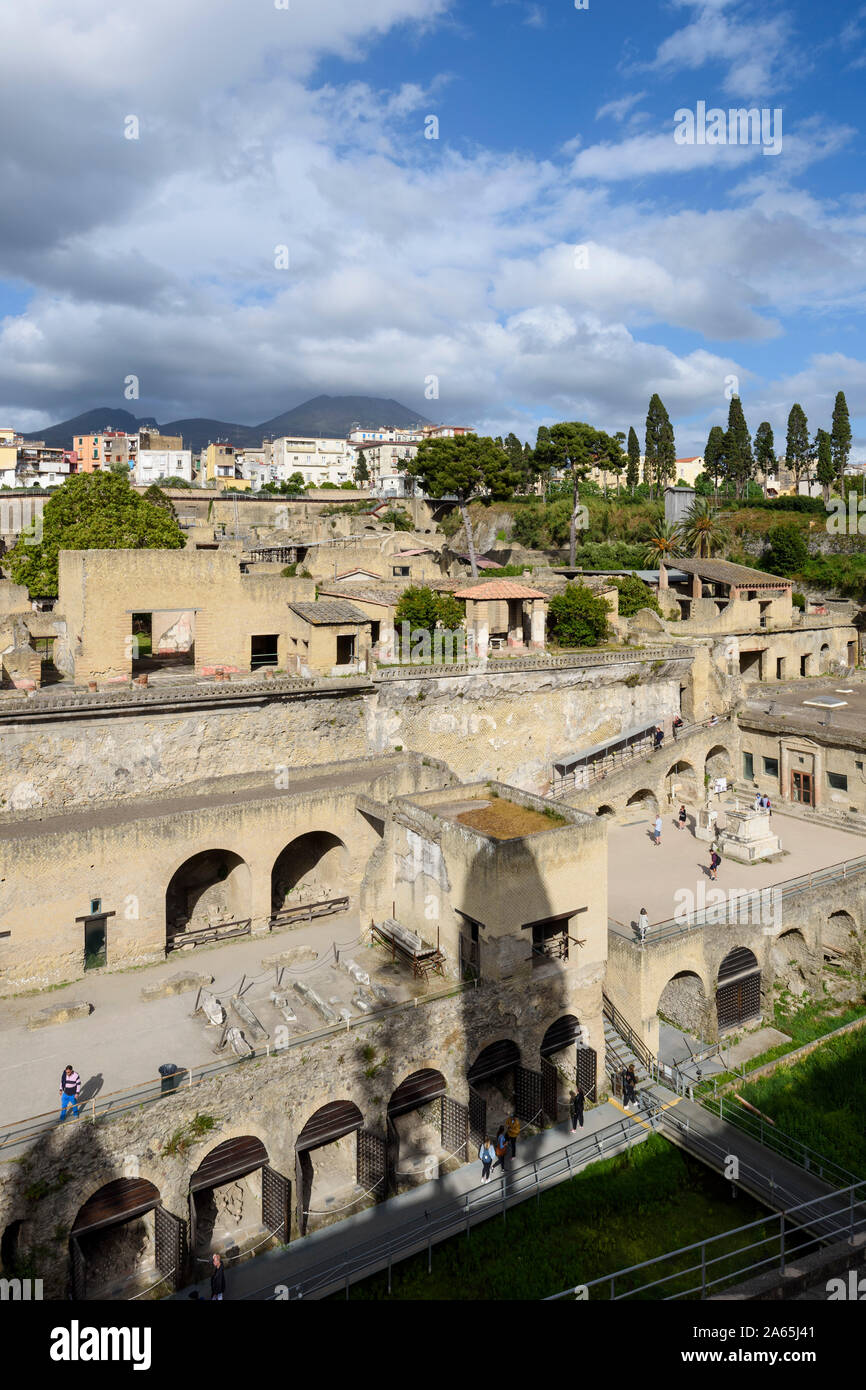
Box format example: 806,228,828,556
24,408,160,448
23,395,435,455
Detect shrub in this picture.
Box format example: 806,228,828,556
547,584,610,647
611,573,662,618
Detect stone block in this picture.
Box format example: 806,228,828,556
27,1000,92,1029
140,971,213,1002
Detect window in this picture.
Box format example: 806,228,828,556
743,751,754,780
250,634,278,670
828,771,848,791
393,565,410,577
762,756,779,777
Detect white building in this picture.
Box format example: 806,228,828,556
134,449,194,485
271,436,354,485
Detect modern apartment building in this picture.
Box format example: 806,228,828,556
134,449,194,485
271,436,354,485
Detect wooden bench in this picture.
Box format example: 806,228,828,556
371,918,445,980
168,918,252,951
269,896,350,929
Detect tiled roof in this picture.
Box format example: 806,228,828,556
668,558,791,586
452,579,548,600
288,600,371,625
335,567,382,580
317,585,400,607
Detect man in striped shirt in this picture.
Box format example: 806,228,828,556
59,1065,81,1121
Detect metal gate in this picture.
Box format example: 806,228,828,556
468,1087,486,1147
154,1206,187,1291
576,1046,598,1101
717,973,761,1030
441,1096,469,1163
541,1057,558,1123
261,1165,291,1246
514,1064,543,1125
70,1236,86,1300
357,1129,387,1201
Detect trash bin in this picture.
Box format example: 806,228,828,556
158,1063,183,1095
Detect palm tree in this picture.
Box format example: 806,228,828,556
644,520,682,567
681,497,721,559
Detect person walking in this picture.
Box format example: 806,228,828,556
59,1065,81,1122
654,725,664,749
677,804,687,832
672,715,683,741
493,1124,508,1173
637,907,649,943
626,1065,637,1107
505,1113,520,1159
710,847,721,881
653,813,662,847
479,1136,496,1183
569,1086,585,1132
210,1252,226,1301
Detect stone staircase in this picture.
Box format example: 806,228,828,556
602,1017,652,1096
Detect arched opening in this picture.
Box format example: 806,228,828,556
541,1015,596,1105
771,928,812,998
704,745,732,784
271,831,349,915
0,1219,23,1276
665,760,699,805
624,788,659,820
596,804,615,818
716,947,761,1031
823,910,861,974
657,971,708,1037
295,1101,367,1237
69,1178,162,1299
387,1069,459,1192
820,643,830,674
189,1136,281,1265
467,1040,520,1141
166,850,250,948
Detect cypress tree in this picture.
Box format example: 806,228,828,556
725,395,753,498
831,391,852,491
785,404,810,491
626,426,640,494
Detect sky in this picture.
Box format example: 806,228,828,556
1,0,866,456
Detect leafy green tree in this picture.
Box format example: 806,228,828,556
407,434,517,577
644,394,676,497
533,422,623,565
725,395,753,498
703,425,726,498
512,505,547,548
547,583,610,648
815,427,834,503
611,574,662,618
143,483,178,518
626,426,641,494
785,404,810,492
643,519,681,567
379,506,414,532
763,522,808,577
155,475,195,489
354,456,370,483
753,420,775,483
394,586,464,638
681,497,721,558
5,471,185,597
831,391,852,492
109,459,131,478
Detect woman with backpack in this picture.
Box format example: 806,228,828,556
479,1136,496,1183
677,804,687,832
710,846,721,881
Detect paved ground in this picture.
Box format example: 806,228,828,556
607,800,862,931
172,1097,650,1300
0,908,387,1129
657,1023,791,1080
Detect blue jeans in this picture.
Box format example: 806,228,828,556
60,1092,79,1121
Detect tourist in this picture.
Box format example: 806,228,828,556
59,1064,81,1122
493,1124,508,1172
653,813,662,847
479,1136,496,1183
677,804,687,832
626,1065,637,1106
754,792,762,812
210,1252,226,1301
654,726,664,749
637,907,649,943
764,794,772,813
569,1086,585,1132
505,1113,520,1159
672,715,684,740
710,847,721,881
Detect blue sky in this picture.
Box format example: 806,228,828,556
1,0,865,456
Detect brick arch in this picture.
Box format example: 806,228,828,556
656,970,710,1037
704,744,733,781
823,909,862,969
165,848,252,948
270,831,349,912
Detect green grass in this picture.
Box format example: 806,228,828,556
698,991,866,1093
338,1135,777,1300
737,1026,866,1177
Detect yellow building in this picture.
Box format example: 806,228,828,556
203,443,250,490
0,426,18,480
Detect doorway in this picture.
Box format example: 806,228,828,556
791,770,814,806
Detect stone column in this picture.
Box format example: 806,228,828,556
530,599,546,650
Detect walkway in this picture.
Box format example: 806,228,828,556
172,1100,652,1301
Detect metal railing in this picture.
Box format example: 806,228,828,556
0,979,478,1159
548,713,732,797
701,1095,862,1190
602,993,656,1074
641,852,866,941
247,1108,657,1301
544,1177,866,1301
